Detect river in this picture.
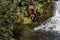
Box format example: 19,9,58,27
34,1,60,40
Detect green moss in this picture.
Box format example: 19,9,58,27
23,17,31,24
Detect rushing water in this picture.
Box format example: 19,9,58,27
34,1,60,40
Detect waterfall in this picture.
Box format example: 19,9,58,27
34,1,60,32
34,1,60,40
55,1,60,16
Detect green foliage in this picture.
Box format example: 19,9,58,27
0,0,53,40
37,8,43,14
23,17,31,24
0,0,21,40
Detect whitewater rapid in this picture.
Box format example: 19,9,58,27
33,1,60,40
34,1,60,34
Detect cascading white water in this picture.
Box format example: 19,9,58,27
34,1,60,32
34,1,60,40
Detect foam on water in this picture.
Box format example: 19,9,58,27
34,1,60,33
33,1,60,40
